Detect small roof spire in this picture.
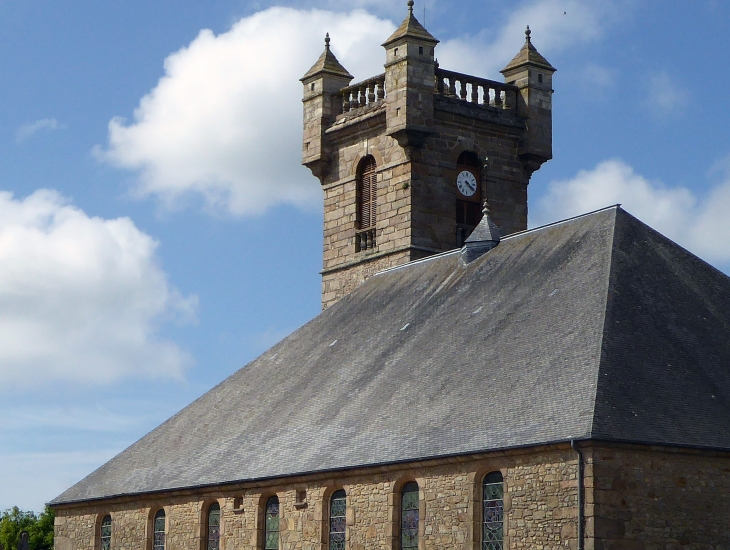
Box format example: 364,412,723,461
500,25,556,75
300,33,354,82
462,199,501,264
382,0,438,47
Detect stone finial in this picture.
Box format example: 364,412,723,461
408,0,414,15
525,25,531,44
325,33,330,50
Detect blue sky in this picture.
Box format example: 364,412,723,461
2,0,730,512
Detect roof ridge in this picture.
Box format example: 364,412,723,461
504,204,622,241
373,205,623,278
588,206,621,439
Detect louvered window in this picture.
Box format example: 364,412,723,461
358,156,377,230
207,503,220,550
482,472,504,550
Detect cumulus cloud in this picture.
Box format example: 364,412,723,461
645,71,688,117
99,1,621,217
98,8,394,216
437,0,620,77
16,118,65,143
532,159,730,266
0,189,196,388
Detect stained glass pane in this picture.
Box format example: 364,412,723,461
207,504,220,550
153,510,166,550
482,473,503,550
401,483,419,550
329,489,346,550
100,516,111,550
265,497,279,550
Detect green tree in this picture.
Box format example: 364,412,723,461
0,507,54,550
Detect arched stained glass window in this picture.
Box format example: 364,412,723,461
153,509,166,550
400,482,419,550
482,472,504,550
100,515,112,550
264,496,280,550
329,489,346,550
207,503,220,550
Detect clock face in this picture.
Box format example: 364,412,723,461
456,170,478,197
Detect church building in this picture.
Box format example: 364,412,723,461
51,3,730,550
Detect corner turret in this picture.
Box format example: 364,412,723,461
301,34,354,180
500,26,556,173
382,0,439,150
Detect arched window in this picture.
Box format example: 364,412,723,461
400,482,419,550
356,156,377,251
329,489,346,550
100,515,112,550
153,509,166,550
455,151,482,246
207,503,221,550
482,472,504,550
264,496,280,550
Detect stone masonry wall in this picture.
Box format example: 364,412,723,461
319,100,532,308
585,444,730,550
54,446,579,550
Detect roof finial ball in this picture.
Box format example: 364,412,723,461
324,32,331,50
525,25,532,44
408,0,414,15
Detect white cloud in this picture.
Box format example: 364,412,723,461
98,1,629,217
437,0,620,77
645,71,687,117
98,8,394,216
532,158,730,265
0,189,196,389
15,118,65,143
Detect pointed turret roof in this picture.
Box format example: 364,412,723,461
462,202,501,263
501,26,556,74
382,0,438,47
301,33,353,82
465,202,501,245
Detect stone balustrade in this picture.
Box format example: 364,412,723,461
435,68,518,110
339,74,386,114
355,228,377,252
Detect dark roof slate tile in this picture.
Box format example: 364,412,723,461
51,207,730,505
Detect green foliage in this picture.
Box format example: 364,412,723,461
0,507,54,550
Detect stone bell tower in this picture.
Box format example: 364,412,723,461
301,1,555,309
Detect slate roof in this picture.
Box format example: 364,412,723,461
51,207,730,505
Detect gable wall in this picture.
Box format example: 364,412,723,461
53,446,578,550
